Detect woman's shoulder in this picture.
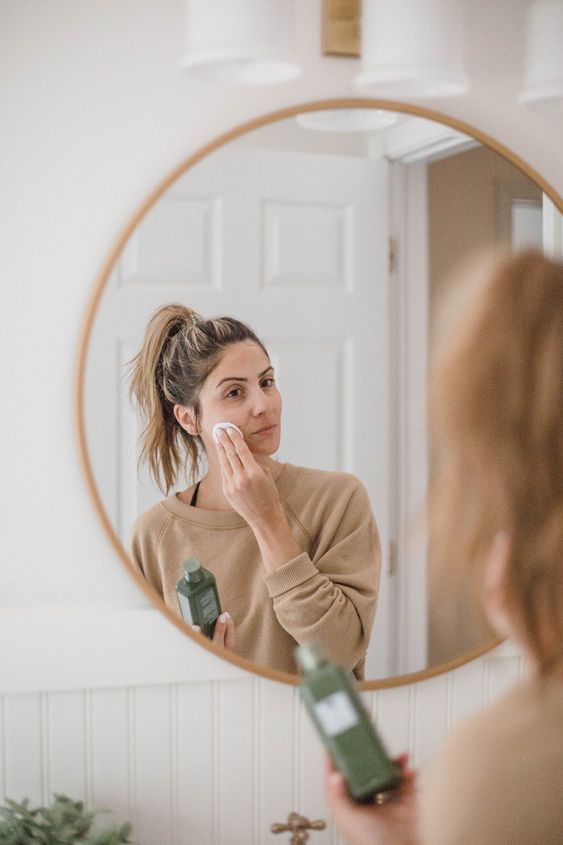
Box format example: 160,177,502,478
130,495,177,538
420,676,563,843
281,462,366,489
280,463,368,499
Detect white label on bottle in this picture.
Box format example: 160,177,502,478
177,594,194,624
314,691,360,737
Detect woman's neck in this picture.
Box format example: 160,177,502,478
184,455,283,511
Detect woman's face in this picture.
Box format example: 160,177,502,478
195,341,282,458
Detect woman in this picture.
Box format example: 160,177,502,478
128,304,380,677
325,249,563,843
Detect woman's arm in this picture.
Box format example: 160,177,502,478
216,427,380,673
263,481,380,673
215,426,303,571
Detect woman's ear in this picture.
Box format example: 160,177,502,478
483,531,512,639
174,404,199,436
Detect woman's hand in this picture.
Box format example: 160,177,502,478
215,427,303,573
324,753,419,845
215,427,281,529
192,611,235,650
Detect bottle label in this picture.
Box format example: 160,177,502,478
314,691,360,737
199,589,219,625
177,593,194,624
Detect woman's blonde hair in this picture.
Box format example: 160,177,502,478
128,304,268,494
429,249,563,674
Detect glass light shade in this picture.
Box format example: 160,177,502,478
295,109,399,133
520,0,563,112
179,0,301,84
353,0,469,97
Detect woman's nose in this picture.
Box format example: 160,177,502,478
251,389,269,415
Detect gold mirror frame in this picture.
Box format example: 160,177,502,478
75,97,563,690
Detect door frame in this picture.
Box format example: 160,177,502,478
387,125,479,674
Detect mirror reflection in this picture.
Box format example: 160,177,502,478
84,106,547,681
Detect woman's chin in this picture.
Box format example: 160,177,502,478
249,439,281,458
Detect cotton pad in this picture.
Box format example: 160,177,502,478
212,421,243,442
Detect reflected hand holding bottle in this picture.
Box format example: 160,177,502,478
192,612,236,651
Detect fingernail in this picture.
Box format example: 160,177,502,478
192,625,201,633
219,613,228,623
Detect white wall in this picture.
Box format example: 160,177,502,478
1,1,562,842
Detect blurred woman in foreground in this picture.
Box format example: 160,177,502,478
326,249,563,844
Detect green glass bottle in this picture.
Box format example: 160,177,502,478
176,557,222,638
296,643,401,802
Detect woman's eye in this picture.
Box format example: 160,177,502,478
261,378,275,388
226,387,242,399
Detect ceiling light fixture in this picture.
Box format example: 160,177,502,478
180,0,301,85
520,0,563,112
353,0,469,97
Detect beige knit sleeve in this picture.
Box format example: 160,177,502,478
262,479,380,676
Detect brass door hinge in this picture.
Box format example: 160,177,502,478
389,236,397,274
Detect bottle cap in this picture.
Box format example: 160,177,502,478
295,642,329,673
182,557,203,583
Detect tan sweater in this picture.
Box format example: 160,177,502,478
420,675,563,844
129,463,380,677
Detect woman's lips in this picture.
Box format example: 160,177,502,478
251,424,278,436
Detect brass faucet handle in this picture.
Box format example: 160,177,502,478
271,812,326,843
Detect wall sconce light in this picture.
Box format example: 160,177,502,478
520,0,563,112
180,0,470,96
180,0,301,85
353,0,469,97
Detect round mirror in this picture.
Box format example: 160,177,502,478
77,99,562,688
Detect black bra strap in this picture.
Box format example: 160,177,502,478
190,480,201,507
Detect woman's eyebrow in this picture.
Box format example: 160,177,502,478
215,365,273,389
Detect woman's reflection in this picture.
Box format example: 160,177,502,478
127,304,380,677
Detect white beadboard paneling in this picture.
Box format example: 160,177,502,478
449,653,487,728
370,683,413,759
259,679,296,843
0,697,5,802
46,691,87,800
176,682,215,845
297,687,333,845
3,693,44,804
133,686,174,845
485,654,524,704
0,647,526,845
90,688,132,829
218,679,256,844
412,673,450,768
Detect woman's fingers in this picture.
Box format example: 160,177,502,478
224,614,235,650
212,612,235,650
224,426,255,471
190,615,235,652
215,434,235,479
216,426,257,472
216,427,263,487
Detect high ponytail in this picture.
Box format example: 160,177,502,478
128,303,268,494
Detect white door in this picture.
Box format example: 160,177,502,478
85,147,393,678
